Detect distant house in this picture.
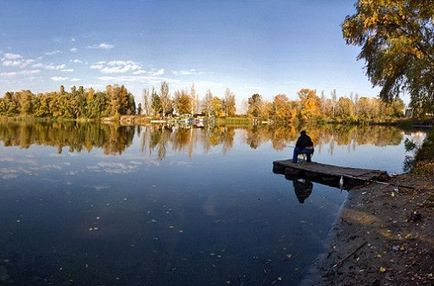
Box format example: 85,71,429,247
193,113,205,126
177,114,193,124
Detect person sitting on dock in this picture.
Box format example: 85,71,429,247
292,130,314,163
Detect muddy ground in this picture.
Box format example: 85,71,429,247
303,173,434,285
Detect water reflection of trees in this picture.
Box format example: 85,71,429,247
138,124,404,160
139,125,236,160
0,121,134,155
0,121,405,158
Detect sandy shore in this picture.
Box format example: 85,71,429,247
302,173,434,285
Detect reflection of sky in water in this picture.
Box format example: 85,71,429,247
0,125,424,285
310,133,421,174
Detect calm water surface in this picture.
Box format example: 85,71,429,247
0,122,424,285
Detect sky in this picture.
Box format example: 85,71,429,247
0,0,389,111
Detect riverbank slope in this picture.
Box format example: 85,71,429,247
305,127,434,285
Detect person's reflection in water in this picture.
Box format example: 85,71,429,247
292,179,313,204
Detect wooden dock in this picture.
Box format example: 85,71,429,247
273,160,390,188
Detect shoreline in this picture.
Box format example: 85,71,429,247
303,173,434,285
0,115,421,127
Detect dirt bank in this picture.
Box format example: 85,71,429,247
304,173,434,285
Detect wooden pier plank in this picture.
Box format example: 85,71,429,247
273,160,389,188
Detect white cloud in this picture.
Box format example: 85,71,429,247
98,75,174,85
70,47,77,52
172,69,197,76
45,64,66,70
2,53,21,60
61,68,74,72
1,53,34,68
51,76,68,81
87,42,114,50
45,50,61,56
32,63,44,68
71,38,76,42
132,69,147,75
0,69,41,77
152,68,165,76
70,78,80,82
90,60,141,73
98,43,114,49
70,59,83,64
87,162,138,174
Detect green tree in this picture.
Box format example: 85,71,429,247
151,87,162,116
342,0,434,116
119,85,129,114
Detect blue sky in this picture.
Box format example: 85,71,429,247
0,0,387,110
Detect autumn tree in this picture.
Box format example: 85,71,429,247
32,93,51,117
357,97,376,120
143,88,151,116
298,89,321,121
335,97,355,121
342,0,434,116
210,96,224,117
3,92,18,115
389,98,405,117
119,85,129,114
107,85,119,116
93,91,109,118
247,93,263,118
260,101,273,119
201,89,213,117
17,90,33,115
160,81,172,118
174,89,193,115
191,84,200,114
272,94,296,122
223,88,236,117
70,85,86,118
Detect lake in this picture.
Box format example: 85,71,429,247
0,121,425,285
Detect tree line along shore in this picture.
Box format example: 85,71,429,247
0,82,407,125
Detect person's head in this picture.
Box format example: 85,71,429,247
300,130,307,136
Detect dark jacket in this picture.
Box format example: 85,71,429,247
295,134,313,148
